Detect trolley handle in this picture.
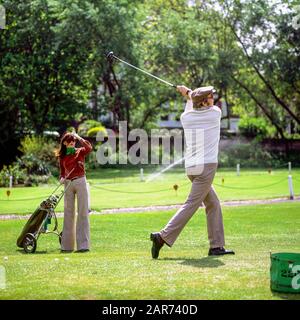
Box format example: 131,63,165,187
50,167,76,196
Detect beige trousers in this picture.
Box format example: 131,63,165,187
159,163,225,249
61,176,90,251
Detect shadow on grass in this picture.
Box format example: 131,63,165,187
161,256,225,268
271,291,300,300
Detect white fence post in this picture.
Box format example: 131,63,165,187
9,175,13,189
237,164,240,176
140,168,144,182
0,265,6,289
288,175,294,200
288,162,292,175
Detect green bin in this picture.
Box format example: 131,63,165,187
270,252,300,293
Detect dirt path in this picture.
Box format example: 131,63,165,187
1,196,299,221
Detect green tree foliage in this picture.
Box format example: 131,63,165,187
0,0,140,164
238,116,275,140
219,0,300,133
77,119,106,137
0,0,299,167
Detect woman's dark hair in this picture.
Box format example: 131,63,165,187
55,132,76,158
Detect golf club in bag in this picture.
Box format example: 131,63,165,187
16,168,76,253
106,51,176,88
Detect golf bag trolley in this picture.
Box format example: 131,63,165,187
17,178,72,254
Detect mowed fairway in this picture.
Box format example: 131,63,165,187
0,202,300,300
0,168,299,215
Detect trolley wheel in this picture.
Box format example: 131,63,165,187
59,232,63,245
23,233,37,253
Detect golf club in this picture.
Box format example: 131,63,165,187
106,51,176,88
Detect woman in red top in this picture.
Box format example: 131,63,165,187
56,132,92,253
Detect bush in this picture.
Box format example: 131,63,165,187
85,150,100,170
238,116,275,140
24,175,50,187
78,120,105,137
0,163,26,187
19,135,58,168
17,154,51,176
219,141,273,168
87,126,107,138
0,135,58,187
284,133,300,140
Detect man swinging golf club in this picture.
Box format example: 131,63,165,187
105,53,234,257
150,85,235,258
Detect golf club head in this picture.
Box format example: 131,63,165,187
106,51,115,63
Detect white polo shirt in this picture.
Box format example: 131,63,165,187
180,99,221,167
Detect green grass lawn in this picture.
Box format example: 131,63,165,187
0,168,299,215
0,202,300,299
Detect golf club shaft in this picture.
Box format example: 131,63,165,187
51,167,76,196
113,55,176,88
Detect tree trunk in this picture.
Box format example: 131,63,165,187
92,84,98,120
231,76,286,140
229,24,300,126
224,88,231,130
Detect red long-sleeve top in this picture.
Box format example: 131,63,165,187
59,138,92,180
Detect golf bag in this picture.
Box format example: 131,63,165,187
16,168,75,253
16,193,63,253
